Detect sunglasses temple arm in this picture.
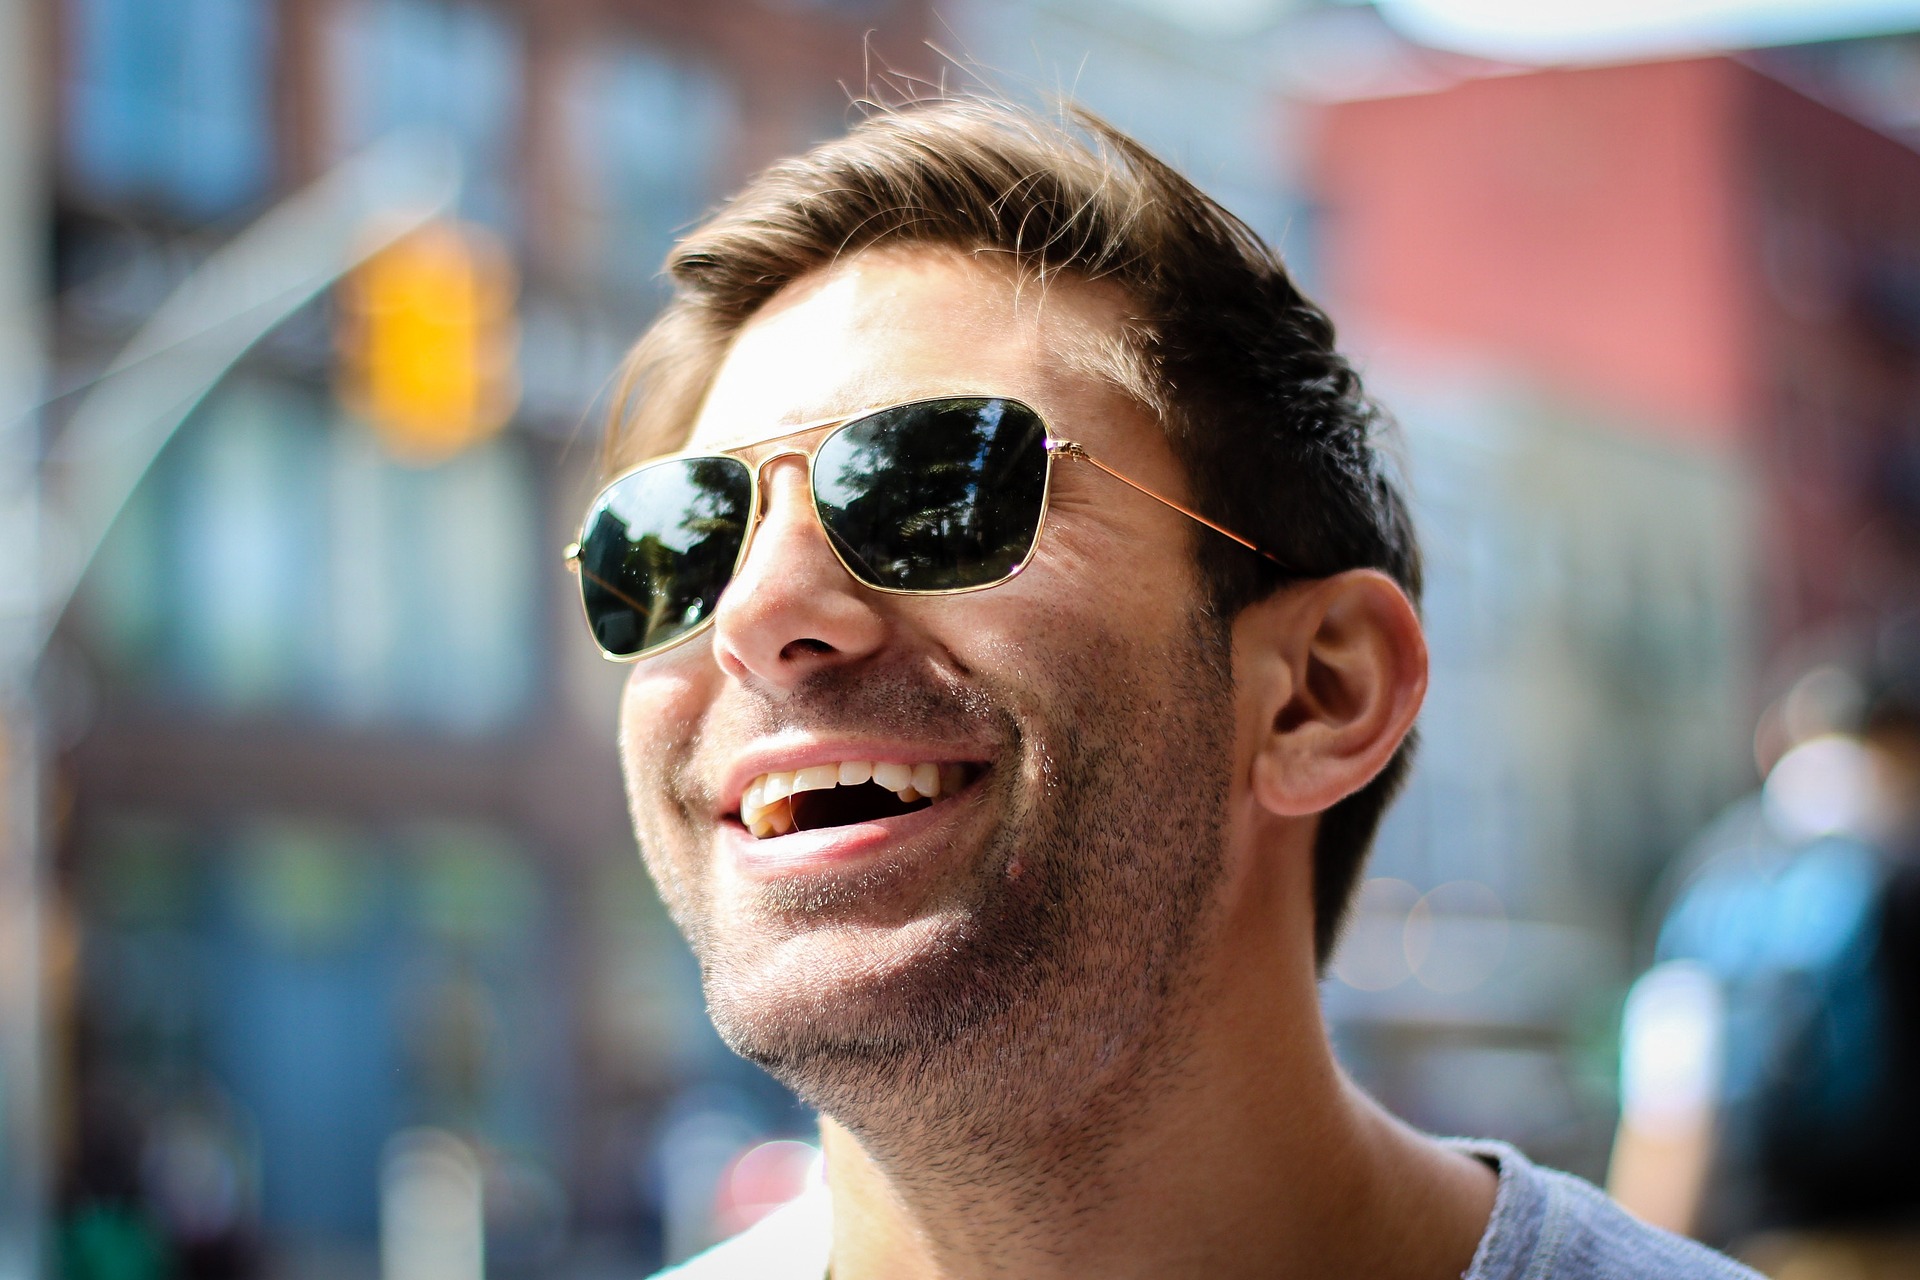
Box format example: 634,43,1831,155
1055,443,1291,570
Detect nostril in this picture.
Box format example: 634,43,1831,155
780,638,835,660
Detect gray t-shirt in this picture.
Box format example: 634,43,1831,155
654,1139,1760,1279
1445,1141,1759,1280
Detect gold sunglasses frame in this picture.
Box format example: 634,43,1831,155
563,394,1285,663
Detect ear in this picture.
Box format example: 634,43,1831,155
1235,570,1427,818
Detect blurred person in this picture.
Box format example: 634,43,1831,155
1610,664,1920,1274
59,1077,263,1280
574,96,1758,1280
59,1082,168,1280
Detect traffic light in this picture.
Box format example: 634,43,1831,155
336,219,520,464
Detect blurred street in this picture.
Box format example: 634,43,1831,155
7,0,1920,1275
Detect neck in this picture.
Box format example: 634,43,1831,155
813,881,1496,1280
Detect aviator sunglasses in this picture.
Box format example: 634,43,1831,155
565,395,1287,661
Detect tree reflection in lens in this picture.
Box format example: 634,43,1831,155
583,456,752,656
815,398,1049,592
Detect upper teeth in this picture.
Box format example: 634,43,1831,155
740,760,962,838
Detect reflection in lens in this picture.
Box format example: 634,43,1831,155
814,398,1050,591
578,457,752,657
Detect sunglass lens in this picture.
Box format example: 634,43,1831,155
813,397,1050,592
578,456,753,658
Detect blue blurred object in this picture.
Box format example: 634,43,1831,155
1625,702,1920,1246
66,0,273,219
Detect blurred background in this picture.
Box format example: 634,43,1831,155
6,0,1920,1275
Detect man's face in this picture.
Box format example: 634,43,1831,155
617,247,1245,1109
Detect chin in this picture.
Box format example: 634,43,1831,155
697,895,1047,1091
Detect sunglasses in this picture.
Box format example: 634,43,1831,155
565,395,1285,661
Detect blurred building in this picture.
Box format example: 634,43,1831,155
945,0,1306,250
38,0,1920,1269
29,0,1351,1270
38,0,937,1275
1308,50,1920,1177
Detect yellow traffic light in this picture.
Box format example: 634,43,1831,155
336,219,520,464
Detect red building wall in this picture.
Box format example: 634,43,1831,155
1312,57,1754,447
1742,69,1920,640
1311,55,1920,651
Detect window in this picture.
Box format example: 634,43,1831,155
72,813,558,1251
82,377,541,733
169,380,329,711
65,0,274,218
322,418,539,731
328,0,524,235
560,39,736,297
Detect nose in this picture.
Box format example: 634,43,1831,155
709,455,889,689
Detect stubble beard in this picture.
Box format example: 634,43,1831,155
636,610,1239,1174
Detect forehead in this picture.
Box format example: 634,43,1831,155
687,247,1143,450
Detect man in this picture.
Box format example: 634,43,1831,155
569,98,1758,1279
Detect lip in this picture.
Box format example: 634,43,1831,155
715,735,995,822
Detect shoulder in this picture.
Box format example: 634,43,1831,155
644,1188,832,1280
645,1189,833,1280
1450,1140,1761,1280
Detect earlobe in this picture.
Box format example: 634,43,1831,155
1239,570,1427,818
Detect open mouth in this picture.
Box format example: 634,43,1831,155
737,761,980,838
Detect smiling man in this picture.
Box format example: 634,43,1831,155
571,99,1758,1280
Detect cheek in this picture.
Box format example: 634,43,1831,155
618,664,718,917
618,661,708,810
944,526,1199,657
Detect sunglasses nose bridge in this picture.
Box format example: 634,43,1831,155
745,445,817,528
749,444,813,496
731,445,827,576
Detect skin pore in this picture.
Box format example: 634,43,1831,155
616,246,1496,1279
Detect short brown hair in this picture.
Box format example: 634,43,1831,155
605,97,1422,968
